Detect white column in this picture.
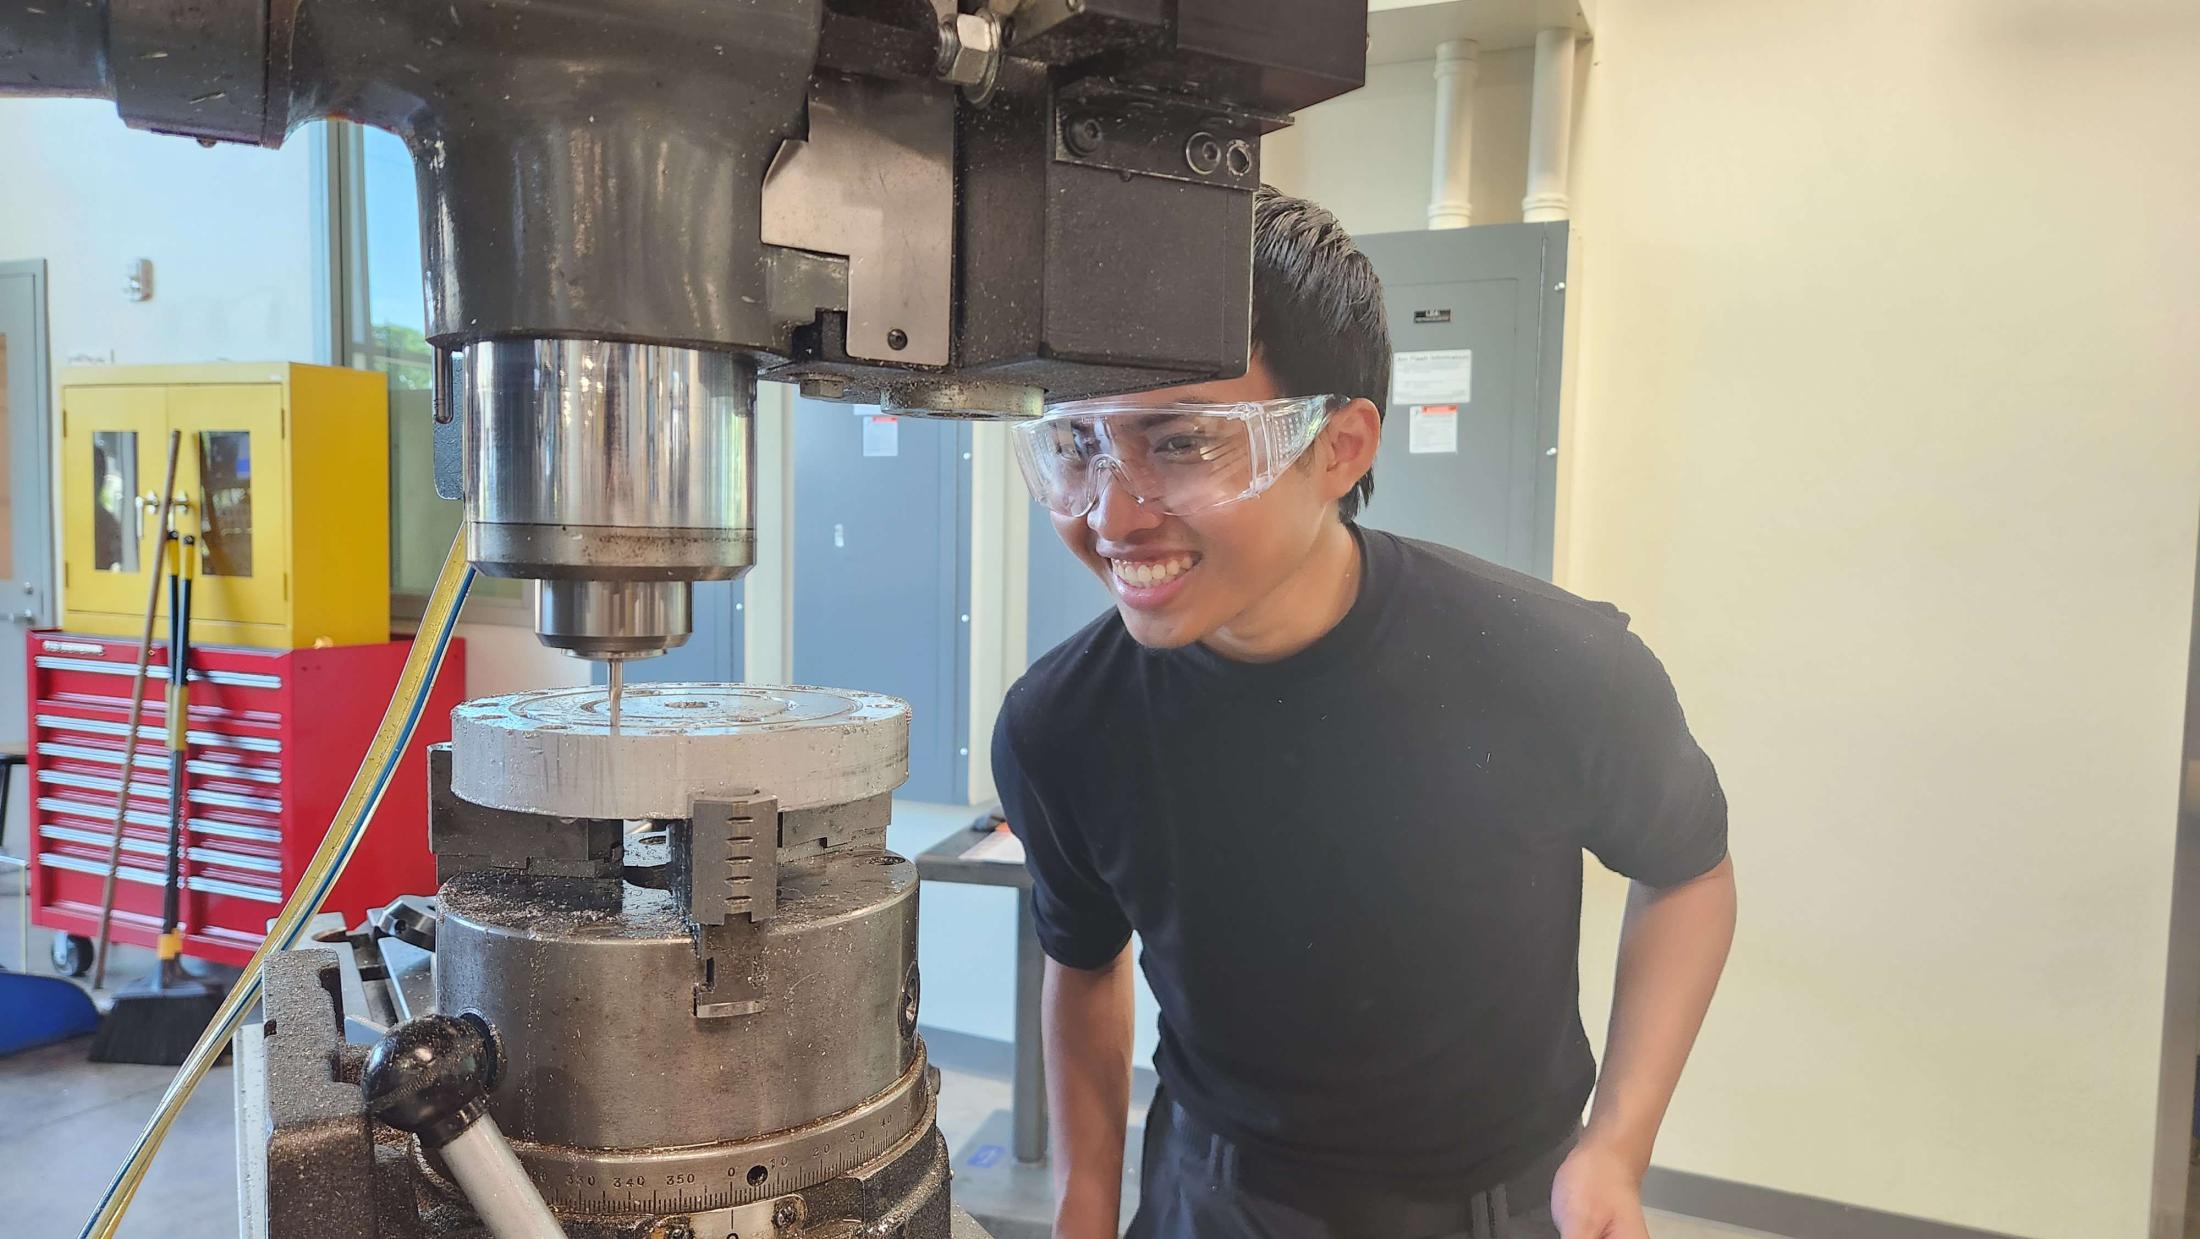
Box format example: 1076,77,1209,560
1522,26,1578,222
964,421,1029,804
741,380,796,684
1426,39,1480,229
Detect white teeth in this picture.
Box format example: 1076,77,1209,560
1110,556,1195,588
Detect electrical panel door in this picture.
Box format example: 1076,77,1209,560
1354,222,1566,578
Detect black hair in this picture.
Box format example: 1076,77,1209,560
1250,186,1392,522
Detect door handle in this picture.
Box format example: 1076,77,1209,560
134,490,191,542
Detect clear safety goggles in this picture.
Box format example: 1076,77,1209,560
1010,394,1341,519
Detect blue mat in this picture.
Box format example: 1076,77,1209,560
0,971,101,1056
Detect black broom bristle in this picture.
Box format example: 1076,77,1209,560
88,975,228,1067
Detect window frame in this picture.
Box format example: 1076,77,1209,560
320,119,527,628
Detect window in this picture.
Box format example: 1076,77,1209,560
330,123,521,613
90,429,137,573
196,430,253,576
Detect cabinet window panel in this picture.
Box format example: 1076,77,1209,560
92,430,138,573
351,125,518,603
197,430,254,577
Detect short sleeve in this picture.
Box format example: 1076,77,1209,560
992,703,1133,969
1578,626,1729,887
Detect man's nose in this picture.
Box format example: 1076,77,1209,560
1087,465,1163,540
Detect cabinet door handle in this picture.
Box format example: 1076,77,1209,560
134,491,193,541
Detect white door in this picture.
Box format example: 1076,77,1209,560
0,260,57,843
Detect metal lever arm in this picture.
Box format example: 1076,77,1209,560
438,1116,567,1239
364,1013,566,1239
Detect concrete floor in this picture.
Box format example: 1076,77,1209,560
4,834,1774,1239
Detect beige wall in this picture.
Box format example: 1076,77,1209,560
1276,4,2200,1236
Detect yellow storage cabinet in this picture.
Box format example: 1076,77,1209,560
61,363,390,649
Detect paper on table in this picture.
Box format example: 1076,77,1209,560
960,828,1026,865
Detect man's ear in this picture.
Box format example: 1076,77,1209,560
1314,399,1382,504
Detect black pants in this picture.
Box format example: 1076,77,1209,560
1127,1094,1570,1239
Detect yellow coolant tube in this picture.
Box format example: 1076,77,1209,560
81,530,476,1239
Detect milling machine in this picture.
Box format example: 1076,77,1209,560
0,2,1368,1235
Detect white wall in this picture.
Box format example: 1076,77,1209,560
1281,7,2200,1237
0,99,320,371
453,619,592,698
1264,48,1533,234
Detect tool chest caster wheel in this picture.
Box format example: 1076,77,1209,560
50,932,93,978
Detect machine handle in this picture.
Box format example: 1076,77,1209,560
364,1013,566,1239
438,1115,568,1239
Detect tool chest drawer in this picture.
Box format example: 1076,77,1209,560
25,630,464,966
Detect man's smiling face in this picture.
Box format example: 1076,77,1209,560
1052,357,1350,650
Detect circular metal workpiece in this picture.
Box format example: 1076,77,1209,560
449,683,909,818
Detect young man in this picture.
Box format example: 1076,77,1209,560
993,189,1736,1239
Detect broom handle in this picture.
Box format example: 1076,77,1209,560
155,533,194,973
90,430,183,990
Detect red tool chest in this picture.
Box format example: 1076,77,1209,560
25,630,466,967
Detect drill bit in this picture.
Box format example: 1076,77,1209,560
607,660,623,732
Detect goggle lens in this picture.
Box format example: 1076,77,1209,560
1011,395,1337,519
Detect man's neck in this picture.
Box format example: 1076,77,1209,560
1201,521,1363,664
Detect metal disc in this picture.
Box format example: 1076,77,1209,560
449,683,909,817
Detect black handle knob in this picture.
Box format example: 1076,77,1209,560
362,1011,502,1149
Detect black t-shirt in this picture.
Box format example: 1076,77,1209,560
992,526,1728,1196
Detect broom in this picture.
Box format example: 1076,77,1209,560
89,522,226,1066
88,430,182,990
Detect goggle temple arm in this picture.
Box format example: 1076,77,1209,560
1245,396,1326,495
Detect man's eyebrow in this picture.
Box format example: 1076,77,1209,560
1143,414,1206,433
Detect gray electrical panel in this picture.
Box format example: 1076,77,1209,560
791,400,973,803
1353,221,1566,578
